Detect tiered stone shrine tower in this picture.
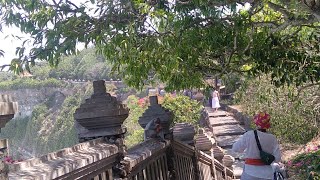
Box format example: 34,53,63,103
74,80,129,144
138,96,172,137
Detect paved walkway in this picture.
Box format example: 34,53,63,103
205,107,245,179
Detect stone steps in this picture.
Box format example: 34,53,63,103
212,124,245,136
209,117,240,127
216,135,242,149
207,111,228,117
205,108,245,179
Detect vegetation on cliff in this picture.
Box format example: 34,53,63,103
30,48,119,81
0,78,67,90
0,83,93,157
124,95,146,148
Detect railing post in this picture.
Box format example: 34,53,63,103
195,129,216,179
192,149,201,180
74,80,129,178
0,95,18,180
223,155,235,179
166,144,176,180
138,96,174,179
195,128,215,155
211,150,218,180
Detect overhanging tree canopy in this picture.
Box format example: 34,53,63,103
0,0,319,90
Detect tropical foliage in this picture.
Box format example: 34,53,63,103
0,0,319,90
162,94,203,128
30,48,120,80
124,95,146,148
234,75,319,143
287,144,320,180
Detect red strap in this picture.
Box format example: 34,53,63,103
245,158,265,166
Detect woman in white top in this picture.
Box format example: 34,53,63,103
232,112,281,180
211,87,220,111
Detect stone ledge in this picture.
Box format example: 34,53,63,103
9,138,118,180
123,139,169,173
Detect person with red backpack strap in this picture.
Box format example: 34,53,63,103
232,112,281,180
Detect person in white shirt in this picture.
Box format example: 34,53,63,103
232,112,281,180
211,87,220,111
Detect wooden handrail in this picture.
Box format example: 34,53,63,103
8,138,119,180
8,139,234,180
123,139,170,178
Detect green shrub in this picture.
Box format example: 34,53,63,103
125,129,144,148
124,95,146,148
162,94,203,128
234,76,319,144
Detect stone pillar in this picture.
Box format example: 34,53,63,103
138,96,173,138
173,123,195,146
212,146,225,162
74,80,129,177
222,155,235,169
74,79,128,142
0,95,18,180
195,128,215,155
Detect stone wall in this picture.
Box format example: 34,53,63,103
221,104,252,131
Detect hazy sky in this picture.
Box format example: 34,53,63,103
0,0,88,66
0,26,24,66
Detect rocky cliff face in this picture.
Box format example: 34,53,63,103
0,88,73,117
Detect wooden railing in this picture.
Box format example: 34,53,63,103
125,139,170,180
9,138,234,180
124,139,234,180
9,138,119,180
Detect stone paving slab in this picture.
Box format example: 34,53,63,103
207,111,228,117
204,107,245,178
209,116,239,126
216,135,243,148
212,124,245,136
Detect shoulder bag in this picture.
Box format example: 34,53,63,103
253,130,275,165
